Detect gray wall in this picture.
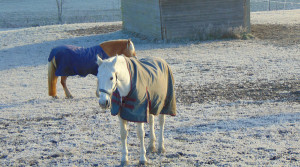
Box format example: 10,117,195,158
121,0,162,39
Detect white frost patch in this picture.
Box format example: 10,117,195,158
251,9,300,25
0,22,121,50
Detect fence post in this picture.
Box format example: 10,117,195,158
284,0,287,10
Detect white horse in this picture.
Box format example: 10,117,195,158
96,55,176,165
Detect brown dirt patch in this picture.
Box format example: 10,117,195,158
66,23,300,47
176,80,300,105
251,24,300,46
66,24,122,36
67,24,300,46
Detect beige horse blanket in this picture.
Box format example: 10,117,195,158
111,57,176,122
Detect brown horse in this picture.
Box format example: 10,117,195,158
48,39,136,98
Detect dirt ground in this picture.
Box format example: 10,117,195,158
177,79,300,104
251,24,300,46
67,23,300,47
67,24,122,36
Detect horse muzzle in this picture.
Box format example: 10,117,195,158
98,89,113,109
99,98,111,109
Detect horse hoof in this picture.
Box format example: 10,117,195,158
138,161,147,166
147,146,157,153
120,160,128,166
52,96,59,99
158,148,166,154
66,95,74,99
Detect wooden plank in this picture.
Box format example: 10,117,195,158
160,0,250,40
243,0,251,32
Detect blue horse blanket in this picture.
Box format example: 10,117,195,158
111,57,176,123
48,45,109,77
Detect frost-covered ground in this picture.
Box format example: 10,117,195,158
0,10,299,166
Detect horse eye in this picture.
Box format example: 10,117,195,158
110,77,113,80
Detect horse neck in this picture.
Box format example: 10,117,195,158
115,56,131,97
100,40,126,57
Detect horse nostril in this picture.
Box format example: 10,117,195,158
106,100,112,108
105,100,109,107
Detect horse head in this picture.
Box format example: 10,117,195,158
96,55,118,109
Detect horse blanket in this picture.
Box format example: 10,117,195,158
48,45,109,77
111,57,176,123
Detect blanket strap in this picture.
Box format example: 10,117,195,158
122,96,136,102
112,99,134,110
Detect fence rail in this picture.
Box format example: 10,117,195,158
251,0,300,11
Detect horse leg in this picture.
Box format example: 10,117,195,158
158,114,166,154
48,60,58,98
61,76,73,98
147,114,157,153
119,116,129,166
96,79,99,97
137,122,147,165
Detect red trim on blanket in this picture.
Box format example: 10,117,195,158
146,87,151,111
122,103,134,109
113,92,120,98
120,117,148,123
146,87,151,123
112,99,119,104
112,99,134,110
113,90,136,102
122,96,136,102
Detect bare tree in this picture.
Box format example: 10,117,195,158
56,0,64,24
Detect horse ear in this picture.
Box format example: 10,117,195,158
96,54,103,65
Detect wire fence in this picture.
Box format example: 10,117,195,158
0,0,122,28
106,0,300,12
251,0,300,11
107,0,300,13
1,0,300,28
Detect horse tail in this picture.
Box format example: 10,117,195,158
161,63,176,116
48,58,58,97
